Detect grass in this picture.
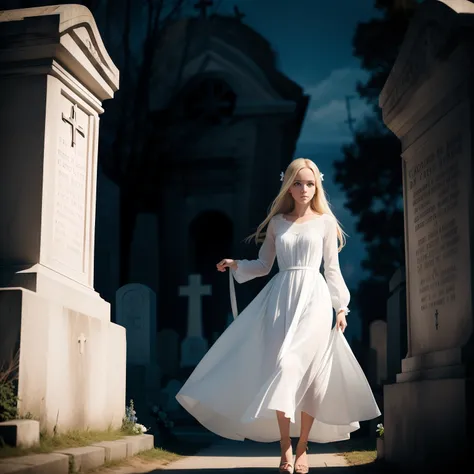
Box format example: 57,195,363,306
336,436,378,466
0,428,133,459
136,446,181,463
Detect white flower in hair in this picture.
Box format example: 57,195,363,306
280,172,285,182
320,173,324,182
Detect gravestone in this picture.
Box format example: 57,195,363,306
116,284,160,434
157,329,180,377
179,274,211,368
369,320,387,387
386,267,407,383
379,0,474,469
0,5,125,433
116,284,157,366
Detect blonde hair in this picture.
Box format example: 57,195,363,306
247,158,348,251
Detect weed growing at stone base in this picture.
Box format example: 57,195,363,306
0,428,129,458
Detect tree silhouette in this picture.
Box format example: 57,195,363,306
335,0,418,349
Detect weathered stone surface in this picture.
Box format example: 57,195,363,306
91,440,128,462
0,453,69,474
54,446,105,472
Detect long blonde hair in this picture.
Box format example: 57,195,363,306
247,158,348,251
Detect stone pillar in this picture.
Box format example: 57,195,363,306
0,5,125,433
379,0,474,470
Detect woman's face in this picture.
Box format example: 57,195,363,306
288,167,316,205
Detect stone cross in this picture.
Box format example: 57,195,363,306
78,333,87,355
194,0,213,18
179,274,211,338
62,103,85,147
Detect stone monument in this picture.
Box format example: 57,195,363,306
379,0,474,469
0,5,125,433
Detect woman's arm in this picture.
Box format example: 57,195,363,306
231,218,276,284
323,216,350,316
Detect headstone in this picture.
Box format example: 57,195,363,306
179,274,211,368
157,329,180,377
116,284,160,436
379,0,474,469
386,267,407,383
0,5,124,433
116,284,157,366
369,320,387,387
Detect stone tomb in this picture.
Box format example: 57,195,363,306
0,5,125,432
379,0,474,469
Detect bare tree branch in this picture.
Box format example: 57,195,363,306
0,350,20,385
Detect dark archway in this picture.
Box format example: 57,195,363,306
189,211,233,341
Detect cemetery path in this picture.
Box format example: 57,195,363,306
161,439,351,472
100,438,383,473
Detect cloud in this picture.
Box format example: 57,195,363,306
298,67,372,145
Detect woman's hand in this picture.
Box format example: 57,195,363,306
336,311,347,332
216,259,238,272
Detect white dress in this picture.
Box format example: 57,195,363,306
176,213,381,442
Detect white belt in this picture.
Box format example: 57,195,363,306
229,266,319,319
280,266,318,272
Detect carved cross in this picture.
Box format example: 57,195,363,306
194,0,213,18
78,333,87,355
434,309,439,330
179,274,212,338
62,104,85,147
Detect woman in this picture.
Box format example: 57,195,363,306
176,158,380,474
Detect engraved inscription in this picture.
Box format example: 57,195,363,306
53,102,88,271
408,132,462,315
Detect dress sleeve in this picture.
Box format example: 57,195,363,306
231,218,276,284
323,216,351,316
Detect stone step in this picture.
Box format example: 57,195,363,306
0,434,154,474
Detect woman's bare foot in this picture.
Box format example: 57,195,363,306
294,440,308,474
279,437,293,473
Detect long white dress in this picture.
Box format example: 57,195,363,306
176,213,381,442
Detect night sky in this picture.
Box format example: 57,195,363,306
207,0,383,339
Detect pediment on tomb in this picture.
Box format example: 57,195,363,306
0,4,119,101
380,0,474,117
151,46,296,116
149,17,306,114
183,49,279,101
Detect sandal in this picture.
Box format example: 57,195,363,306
294,441,309,474
279,438,294,474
